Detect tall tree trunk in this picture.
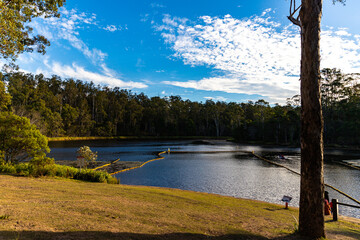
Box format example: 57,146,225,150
298,0,325,238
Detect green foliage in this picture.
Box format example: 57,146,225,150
0,0,65,61
0,111,50,164
74,169,119,184
0,163,16,174
0,162,119,184
29,156,54,167
0,151,4,164
29,156,55,176
0,80,11,111
0,214,10,220
62,104,79,135
320,68,360,145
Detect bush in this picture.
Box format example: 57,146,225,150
0,163,16,174
15,163,31,176
0,162,119,184
29,156,54,167
74,168,119,184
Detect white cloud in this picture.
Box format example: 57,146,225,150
103,25,125,32
29,8,126,66
17,7,139,90
204,96,228,102
29,8,106,65
156,11,360,104
136,58,145,68
321,29,360,72
39,61,147,89
140,14,150,22
151,3,165,8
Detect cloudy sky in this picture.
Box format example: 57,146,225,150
6,0,360,104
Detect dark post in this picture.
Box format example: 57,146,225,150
332,199,338,221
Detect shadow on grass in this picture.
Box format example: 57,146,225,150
0,231,308,240
326,228,360,240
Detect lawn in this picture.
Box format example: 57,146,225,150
0,175,358,239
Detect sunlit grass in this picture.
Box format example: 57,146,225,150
0,175,358,239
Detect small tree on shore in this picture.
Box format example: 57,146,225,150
77,146,97,168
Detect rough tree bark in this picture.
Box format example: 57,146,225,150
298,0,325,238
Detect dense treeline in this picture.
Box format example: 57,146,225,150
1,68,359,146
320,68,360,145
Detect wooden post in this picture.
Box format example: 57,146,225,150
332,199,338,221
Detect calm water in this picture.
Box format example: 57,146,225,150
48,140,360,219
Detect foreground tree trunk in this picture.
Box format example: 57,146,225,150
298,0,325,238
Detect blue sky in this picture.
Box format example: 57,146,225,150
5,0,360,104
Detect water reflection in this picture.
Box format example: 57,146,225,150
48,140,360,219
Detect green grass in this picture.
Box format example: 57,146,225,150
0,175,358,239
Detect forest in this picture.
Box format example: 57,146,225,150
1,68,359,146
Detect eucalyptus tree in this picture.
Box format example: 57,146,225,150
0,0,65,61
288,0,345,238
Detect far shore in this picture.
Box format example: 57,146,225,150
48,136,360,151
47,136,231,142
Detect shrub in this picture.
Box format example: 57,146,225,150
0,162,119,184
74,169,118,183
28,156,56,177
0,163,16,174
15,163,31,176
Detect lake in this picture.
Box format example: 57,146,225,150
48,139,360,219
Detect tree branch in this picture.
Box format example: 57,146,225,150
0,0,13,15
288,0,301,27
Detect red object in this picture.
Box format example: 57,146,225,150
324,199,332,215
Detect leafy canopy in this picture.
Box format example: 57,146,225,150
0,111,50,164
0,0,65,61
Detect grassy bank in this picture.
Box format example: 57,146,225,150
0,175,359,239
47,136,230,142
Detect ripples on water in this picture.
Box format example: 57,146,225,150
48,140,360,219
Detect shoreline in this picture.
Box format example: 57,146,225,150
48,136,230,142
55,160,142,174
